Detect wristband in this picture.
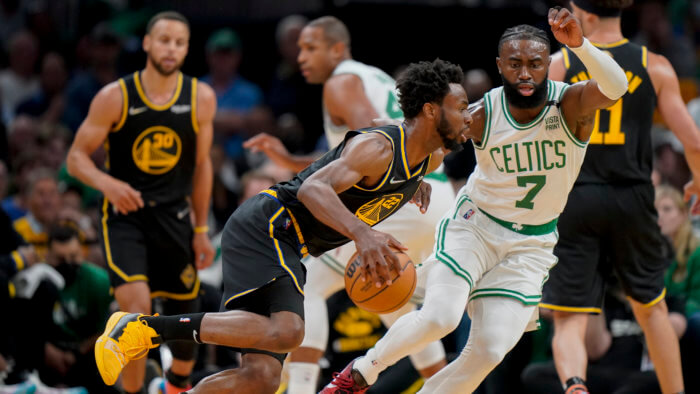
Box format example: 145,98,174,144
194,226,209,234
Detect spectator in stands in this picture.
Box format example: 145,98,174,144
13,167,60,260
202,28,273,164
266,14,323,154
37,222,113,392
655,185,700,391
16,52,69,124
62,23,121,132
0,30,39,124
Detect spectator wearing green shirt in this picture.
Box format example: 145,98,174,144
655,184,700,390
39,221,115,392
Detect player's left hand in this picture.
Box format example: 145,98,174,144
410,181,432,213
193,232,215,270
548,6,583,48
684,179,700,214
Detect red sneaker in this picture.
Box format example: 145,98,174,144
319,358,370,393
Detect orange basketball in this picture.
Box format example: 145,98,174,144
344,249,417,314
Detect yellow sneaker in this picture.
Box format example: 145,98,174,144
95,312,162,386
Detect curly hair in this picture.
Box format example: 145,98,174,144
395,59,464,119
498,24,550,55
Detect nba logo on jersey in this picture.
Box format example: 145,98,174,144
284,218,291,230
179,317,190,323
463,209,475,221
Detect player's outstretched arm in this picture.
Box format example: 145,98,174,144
549,6,628,141
298,133,405,286
243,133,318,173
650,53,700,211
67,82,144,215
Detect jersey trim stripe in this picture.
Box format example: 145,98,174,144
224,282,267,306
436,212,474,287
260,189,308,256
637,288,666,307
557,85,588,148
133,71,183,111
502,80,554,130
101,199,148,283
113,79,128,131
399,124,426,178
268,207,305,296
150,278,200,300
474,91,492,150
591,38,629,49
353,130,395,192
539,302,602,314
191,78,199,133
641,46,648,68
562,48,570,69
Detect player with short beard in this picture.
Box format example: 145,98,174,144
67,11,216,394
323,8,630,393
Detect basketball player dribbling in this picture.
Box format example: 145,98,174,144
92,59,470,394
323,7,631,393
244,16,451,393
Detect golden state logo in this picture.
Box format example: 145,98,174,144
355,194,403,226
132,126,181,174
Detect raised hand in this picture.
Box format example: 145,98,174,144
548,6,584,48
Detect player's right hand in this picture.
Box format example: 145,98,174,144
243,133,291,166
103,178,144,214
354,228,408,288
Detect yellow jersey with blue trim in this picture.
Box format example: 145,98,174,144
106,71,199,205
273,125,431,256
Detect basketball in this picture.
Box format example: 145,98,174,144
344,248,417,314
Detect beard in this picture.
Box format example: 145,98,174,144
501,75,548,109
148,55,183,77
437,108,464,152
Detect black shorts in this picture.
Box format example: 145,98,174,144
222,275,304,364
101,198,199,300
541,183,671,313
220,192,307,363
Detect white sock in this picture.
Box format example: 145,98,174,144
353,348,388,385
287,362,320,394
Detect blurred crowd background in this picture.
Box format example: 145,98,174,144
1,0,700,393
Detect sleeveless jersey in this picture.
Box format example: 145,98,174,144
274,125,431,256
106,71,199,204
323,59,404,148
465,80,588,225
561,39,656,185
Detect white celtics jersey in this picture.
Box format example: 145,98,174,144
465,80,588,226
323,59,404,148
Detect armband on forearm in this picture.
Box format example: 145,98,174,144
568,38,628,100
